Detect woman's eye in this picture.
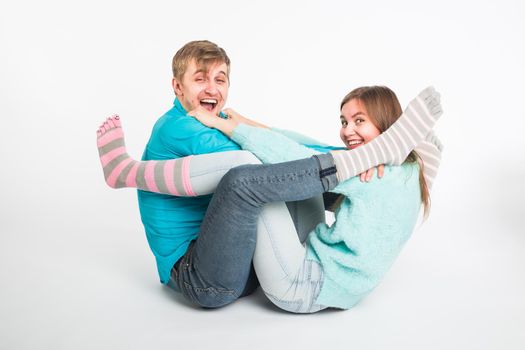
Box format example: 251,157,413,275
341,120,348,127
355,118,364,124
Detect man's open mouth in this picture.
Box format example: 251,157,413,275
200,99,217,111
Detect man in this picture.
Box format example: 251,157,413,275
138,40,330,308
138,40,262,308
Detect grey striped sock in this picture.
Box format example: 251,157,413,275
330,86,443,182
414,131,443,190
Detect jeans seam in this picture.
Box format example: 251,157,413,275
230,169,320,191
183,281,237,296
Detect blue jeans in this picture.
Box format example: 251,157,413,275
168,154,337,308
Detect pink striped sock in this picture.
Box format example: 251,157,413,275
96,115,196,196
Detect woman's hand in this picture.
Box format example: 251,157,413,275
223,108,269,129
187,106,221,128
188,106,238,137
359,165,385,182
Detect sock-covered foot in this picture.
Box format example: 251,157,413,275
330,86,443,182
414,131,443,190
97,115,134,188
96,115,196,196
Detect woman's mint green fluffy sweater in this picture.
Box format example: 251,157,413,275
232,124,421,309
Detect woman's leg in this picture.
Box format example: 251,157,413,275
97,115,261,196
255,202,327,313
286,196,325,244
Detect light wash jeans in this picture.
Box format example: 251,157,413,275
254,201,327,313
167,150,338,312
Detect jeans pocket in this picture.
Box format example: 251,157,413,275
182,282,237,308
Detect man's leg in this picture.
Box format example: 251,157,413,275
168,150,263,307
191,158,336,312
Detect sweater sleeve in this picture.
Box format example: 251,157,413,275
271,127,329,146
271,127,345,153
231,124,319,164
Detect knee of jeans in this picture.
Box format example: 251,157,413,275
182,282,238,308
265,292,322,314
220,164,256,189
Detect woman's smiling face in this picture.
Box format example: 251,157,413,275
339,98,381,150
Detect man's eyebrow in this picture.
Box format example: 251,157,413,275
192,69,228,77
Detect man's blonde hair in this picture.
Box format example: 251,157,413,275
172,40,231,81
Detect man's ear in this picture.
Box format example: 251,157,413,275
172,78,182,96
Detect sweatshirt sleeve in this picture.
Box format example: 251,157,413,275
154,115,240,158
231,124,319,164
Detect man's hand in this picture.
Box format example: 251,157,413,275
359,164,385,182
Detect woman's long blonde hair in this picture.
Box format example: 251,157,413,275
340,86,430,216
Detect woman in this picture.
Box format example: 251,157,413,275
97,86,442,312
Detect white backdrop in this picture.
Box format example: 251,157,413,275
1,0,524,349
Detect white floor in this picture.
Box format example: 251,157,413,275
1,1,524,349
2,157,524,350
